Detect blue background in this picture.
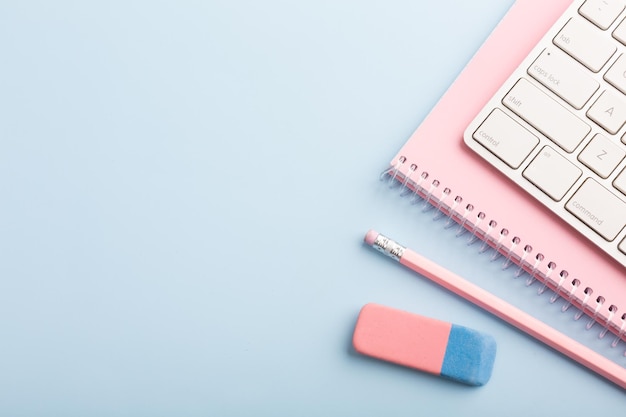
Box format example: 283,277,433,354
1,0,625,415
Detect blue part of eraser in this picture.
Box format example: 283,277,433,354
441,324,497,386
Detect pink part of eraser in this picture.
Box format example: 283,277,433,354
364,230,379,246
353,303,450,374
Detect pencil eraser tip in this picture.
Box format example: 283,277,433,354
353,303,496,386
364,230,379,246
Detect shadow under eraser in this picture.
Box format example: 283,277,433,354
353,303,497,386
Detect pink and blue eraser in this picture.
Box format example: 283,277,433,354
353,303,496,386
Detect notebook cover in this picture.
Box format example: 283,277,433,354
390,0,626,333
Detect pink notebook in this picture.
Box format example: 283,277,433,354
388,0,626,339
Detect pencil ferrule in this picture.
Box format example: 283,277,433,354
373,234,405,261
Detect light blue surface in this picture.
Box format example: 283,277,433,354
1,0,626,415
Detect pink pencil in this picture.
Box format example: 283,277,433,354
364,230,626,390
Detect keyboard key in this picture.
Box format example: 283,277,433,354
613,17,626,44
554,18,616,72
566,178,626,241
472,109,539,169
604,54,626,94
503,78,590,152
578,134,626,178
587,90,626,134
620,237,626,254
523,146,582,201
528,48,599,109
579,0,626,30
614,166,626,195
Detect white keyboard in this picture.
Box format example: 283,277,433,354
464,0,626,268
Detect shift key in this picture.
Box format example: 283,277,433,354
472,108,539,169
503,78,590,153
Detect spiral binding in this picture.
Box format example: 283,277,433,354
381,158,626,355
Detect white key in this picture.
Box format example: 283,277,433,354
523,146,582,201
604,54,626,94
613,166,626,195
566,178,626,241
578,134,626,178
472,108,539,169
587,90,626,134
528,48,599,109
613,17,626,44
620,237,626,254
554,18,616,72
579,0,626,30
503,78,590,152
